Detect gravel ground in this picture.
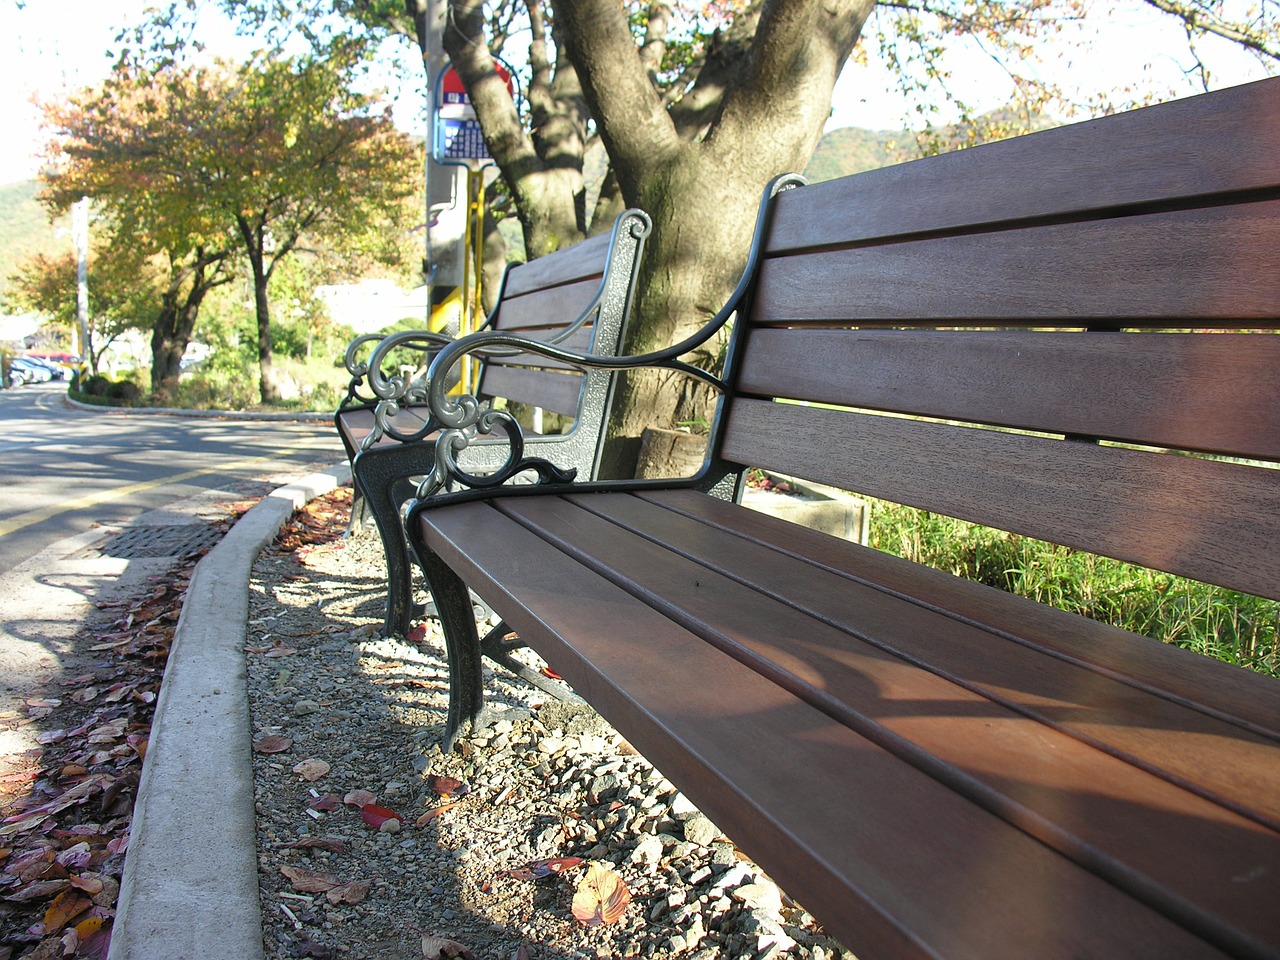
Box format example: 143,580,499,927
246,490,856,960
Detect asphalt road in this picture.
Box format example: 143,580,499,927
0,380,342,572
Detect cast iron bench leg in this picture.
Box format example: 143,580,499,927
353,447,429,637
416,544,485,750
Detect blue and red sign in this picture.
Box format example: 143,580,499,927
432,63,514,166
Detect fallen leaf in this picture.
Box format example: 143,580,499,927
500,856,583,882
359,804,402,829
540,666,563,681
253,735,292,754
405,625,428,644
280,864,341,893
414,802,459,828
342,789,376,808
3,879,68,902
420,934,476,959
308,795,342,812
426,775,469,798
325,879,371,905
44,888,92,934
264,646,298,658
292,759,330,782
571,862,631,927
70,874,105,895
282,837,349,854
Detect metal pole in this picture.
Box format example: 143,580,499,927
73,197,90,361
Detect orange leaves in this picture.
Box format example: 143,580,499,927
571,863,632,928
44,888,93,934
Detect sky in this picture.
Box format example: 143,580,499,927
0,0,1275,186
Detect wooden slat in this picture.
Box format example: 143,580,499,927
766,78,1280,253
645,488,1280,738
752,201,1280,326
492,276,602,332
501,231,609,298
736,329,1280,460
477,365,583,416
720,399,1280,600
506,492,1280,955
417,499,1231,960
335,405,431,449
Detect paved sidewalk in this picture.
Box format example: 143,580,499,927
0,452,349,959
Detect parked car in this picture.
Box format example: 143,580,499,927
10,357,55,383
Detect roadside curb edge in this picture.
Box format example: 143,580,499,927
108,462,352,960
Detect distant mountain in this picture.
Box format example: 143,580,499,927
0,180,64,297
804,127,910,182
807,109,1054,183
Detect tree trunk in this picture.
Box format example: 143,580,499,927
253,262,280,405
568,0,875,478
149,252,224,399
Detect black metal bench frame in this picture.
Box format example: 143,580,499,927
333,209,651,638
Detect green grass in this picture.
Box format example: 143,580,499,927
864,498,1279,678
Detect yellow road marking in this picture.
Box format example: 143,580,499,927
0,436,329,539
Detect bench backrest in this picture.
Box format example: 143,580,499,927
718,78,1280,602
477,217,646,421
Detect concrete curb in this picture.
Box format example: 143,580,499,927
109,463,352,960
63,391,336,422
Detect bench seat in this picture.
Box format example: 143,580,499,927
415,488,1279,959
402,78,1280,959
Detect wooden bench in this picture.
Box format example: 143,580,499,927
403,79,1280,959
333,208,650,636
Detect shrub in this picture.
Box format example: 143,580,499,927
864,497,1278,678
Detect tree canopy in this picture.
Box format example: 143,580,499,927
129,0,1277,466
40,45,421,400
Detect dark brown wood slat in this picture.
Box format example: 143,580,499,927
644,488,1280,739
766,78,1280,253
721,399,1280,600
501,231,609,298
493,277,602,332
751,201,1280,326
566,493,1280,822
335,405,431,448
477,365,583,416
736,330,1280,460
505,492,1280,956
417,500,1230,960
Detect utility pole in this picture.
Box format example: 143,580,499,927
72,197,90,363
418,0,469,340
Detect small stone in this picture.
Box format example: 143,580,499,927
732,880,783,916
378,818,401,834
669,792,699,820
632,839,665,875
682,814,719,847
292,699,320,717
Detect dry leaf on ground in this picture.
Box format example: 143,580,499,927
570,862,631,927
359,804,402,829
291,759,330,782
325,879,371,905
420,934,476,959
280,864,341,893
253,735,292,754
